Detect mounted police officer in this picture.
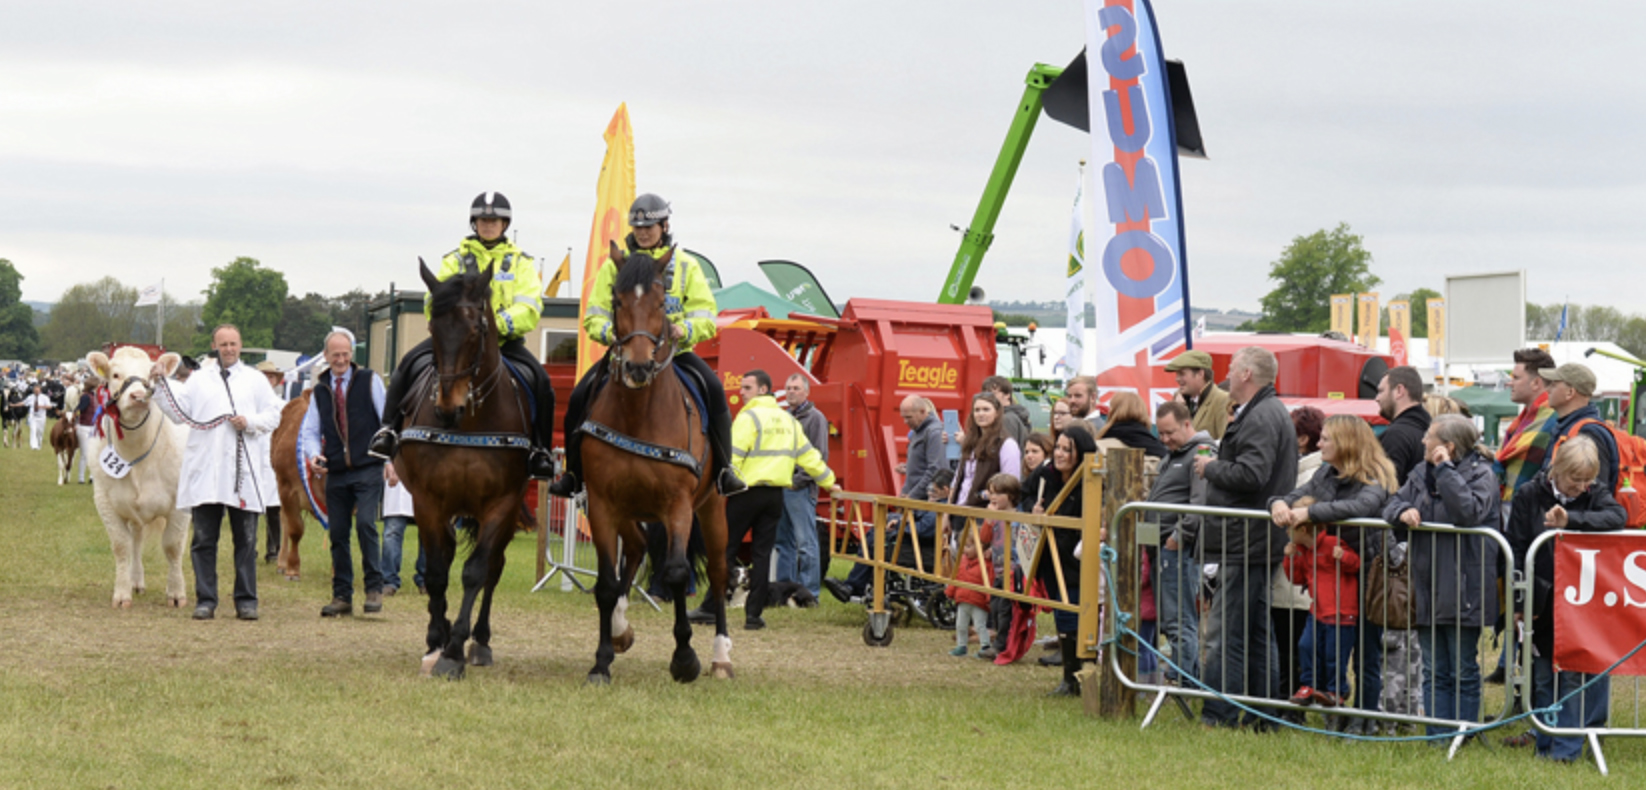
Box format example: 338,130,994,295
547,193,744,498
369,192,556,479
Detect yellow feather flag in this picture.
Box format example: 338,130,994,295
576,105,636,378
543,252,572,299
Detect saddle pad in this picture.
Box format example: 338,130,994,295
673,364,709,434
498,355,536,428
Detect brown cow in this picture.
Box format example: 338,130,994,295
269,390,328,581
50,416,78,486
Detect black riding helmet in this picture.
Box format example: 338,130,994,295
470,192,512,231
628,193,670,228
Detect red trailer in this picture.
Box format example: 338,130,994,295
695,298,998,497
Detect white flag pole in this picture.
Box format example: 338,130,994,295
157,278,165,347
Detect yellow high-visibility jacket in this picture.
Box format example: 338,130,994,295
731,394,836,489
425,237,542,343
583,245,717,355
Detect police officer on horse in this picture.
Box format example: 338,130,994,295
547,193,745,498
369,192,557,478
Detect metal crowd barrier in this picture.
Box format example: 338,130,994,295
826,456,1108,654
1104,500,1520,759
1520,529,1646,775
531,487,599,594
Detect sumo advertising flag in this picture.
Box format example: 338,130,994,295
1084,0,1192,405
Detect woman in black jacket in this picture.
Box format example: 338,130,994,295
1031,428,1100,697
1505,435,1625,762
1093,391,1168,458
1270,415,1398,733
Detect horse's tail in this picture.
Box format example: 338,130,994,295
645,519,707,590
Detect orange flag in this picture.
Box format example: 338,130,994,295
576,105,636,378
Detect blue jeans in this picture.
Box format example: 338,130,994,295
1201,562,1279,727
1533,653,1610,762
382,515,429,591
1418,625,1482,735
776,487,820,597
1155,547,1201,683
1299,618,1356,698
1352,622,1383,712
326,464,384,602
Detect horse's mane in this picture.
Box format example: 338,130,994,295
427,269,473,317
613,253,660,298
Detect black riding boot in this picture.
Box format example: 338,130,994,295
369,340,431,460
528,381,556,479
1048,633,1081,697
547,370,594,499
689,358,746,497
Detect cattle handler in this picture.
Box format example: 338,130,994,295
547,193,744,498
369,192,557,479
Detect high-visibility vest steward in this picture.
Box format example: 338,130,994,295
731,394,837,489
583,245,718,355
424,237,543,343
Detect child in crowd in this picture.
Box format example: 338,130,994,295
979,473,1022,659
1282,496,1361,709
945,512,994,657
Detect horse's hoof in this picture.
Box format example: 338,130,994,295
711,662,735,680
432,656,466,680
586,671,611,686
670,652,701,684
467,643,493,667
611,625,635,654
420,650,441,677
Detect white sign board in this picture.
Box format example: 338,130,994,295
1445,270,1526,365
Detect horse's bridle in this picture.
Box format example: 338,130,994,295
609,275,677,382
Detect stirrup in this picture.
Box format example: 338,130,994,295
528,447,556,480
367,427,398,460
547,470,580,498
716,468,747,497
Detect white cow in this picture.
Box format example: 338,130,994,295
85,349,190,609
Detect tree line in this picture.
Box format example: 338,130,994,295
0,256,384,363
1237,224,1646,359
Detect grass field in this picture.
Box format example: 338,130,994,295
0,433,1637,788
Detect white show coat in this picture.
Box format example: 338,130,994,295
156,360,284,512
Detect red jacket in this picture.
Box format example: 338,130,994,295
1283,534,1360,625
947,522,995,608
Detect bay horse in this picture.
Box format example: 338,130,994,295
396,258,535,680
581,240,731,684
269,390,329,581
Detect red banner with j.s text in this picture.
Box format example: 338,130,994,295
1552,532,1646,675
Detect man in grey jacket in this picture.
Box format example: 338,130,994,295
1151,401,1214,684
824,395,943,602
1194,346,1298,728
775,374,830,598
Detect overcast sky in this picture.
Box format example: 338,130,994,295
3,1,1642,314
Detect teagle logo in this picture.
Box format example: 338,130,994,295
898,360,959,390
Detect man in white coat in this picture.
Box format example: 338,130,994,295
24,381,52,450
154,325,284,621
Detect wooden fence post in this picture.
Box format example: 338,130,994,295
1098,447,1143,719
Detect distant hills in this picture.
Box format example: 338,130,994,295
989,300,1259,331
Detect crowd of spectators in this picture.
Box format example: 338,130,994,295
819,344,1632,764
